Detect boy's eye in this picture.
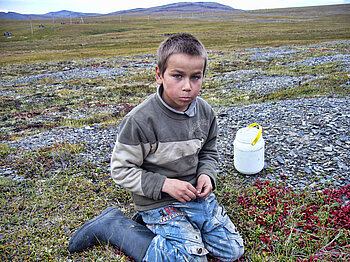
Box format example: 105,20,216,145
173,74,182,78
192,75,201,80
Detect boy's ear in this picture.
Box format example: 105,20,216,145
155,66,163,85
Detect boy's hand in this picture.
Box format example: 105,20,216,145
162,178,197,203
196,174,212,199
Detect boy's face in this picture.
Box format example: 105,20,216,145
156,53,204,112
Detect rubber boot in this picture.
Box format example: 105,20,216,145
68,207,155,262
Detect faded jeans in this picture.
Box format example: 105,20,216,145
139,193,244,262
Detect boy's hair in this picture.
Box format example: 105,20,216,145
157,33,208,76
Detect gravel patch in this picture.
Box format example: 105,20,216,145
225,75,317,95
216,96,350,190
291,54,350,67
0,55,157,87
1,67,126,86
247,46,301,62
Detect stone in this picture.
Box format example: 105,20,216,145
303,167,312,174
276,156,285,164
324,146,333,152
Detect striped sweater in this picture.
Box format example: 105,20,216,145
111,91,218,211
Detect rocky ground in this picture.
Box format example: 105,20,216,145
1,40,349,190
1,96,349,190
217,97,350,189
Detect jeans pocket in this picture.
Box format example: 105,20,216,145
183,242,209,258
163,219,209,258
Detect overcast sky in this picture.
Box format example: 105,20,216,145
0,0,349,14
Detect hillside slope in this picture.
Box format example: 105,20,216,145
0,2,240,19
108,2,241,15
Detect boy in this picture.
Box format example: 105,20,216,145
69,33,244,261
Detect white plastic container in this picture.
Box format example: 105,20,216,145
234,123,264,175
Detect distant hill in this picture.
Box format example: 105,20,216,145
108,2,241,15
0,10,101,20
46,10,100,18
0,2,241,20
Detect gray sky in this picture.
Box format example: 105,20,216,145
0,0,348,14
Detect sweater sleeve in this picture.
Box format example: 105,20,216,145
110,116,167,199
196,115,219,188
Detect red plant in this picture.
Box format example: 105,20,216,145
232,180,350,261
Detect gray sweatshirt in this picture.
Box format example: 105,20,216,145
111,90,218,211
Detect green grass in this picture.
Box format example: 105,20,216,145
1,147,349,261
0,142,133,261
0,4,349,64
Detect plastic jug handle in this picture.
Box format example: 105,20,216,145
248,123,262,146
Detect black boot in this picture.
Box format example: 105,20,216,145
68,207,155,262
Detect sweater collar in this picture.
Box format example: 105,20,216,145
157,85,197,117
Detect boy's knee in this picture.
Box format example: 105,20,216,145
230,237,245,261
222,236,244,262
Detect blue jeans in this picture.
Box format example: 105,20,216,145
139,193,244,262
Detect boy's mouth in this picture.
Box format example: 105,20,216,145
179,97,191,101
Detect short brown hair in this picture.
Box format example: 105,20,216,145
157,33,208,76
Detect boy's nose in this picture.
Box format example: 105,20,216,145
182,79,191,91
